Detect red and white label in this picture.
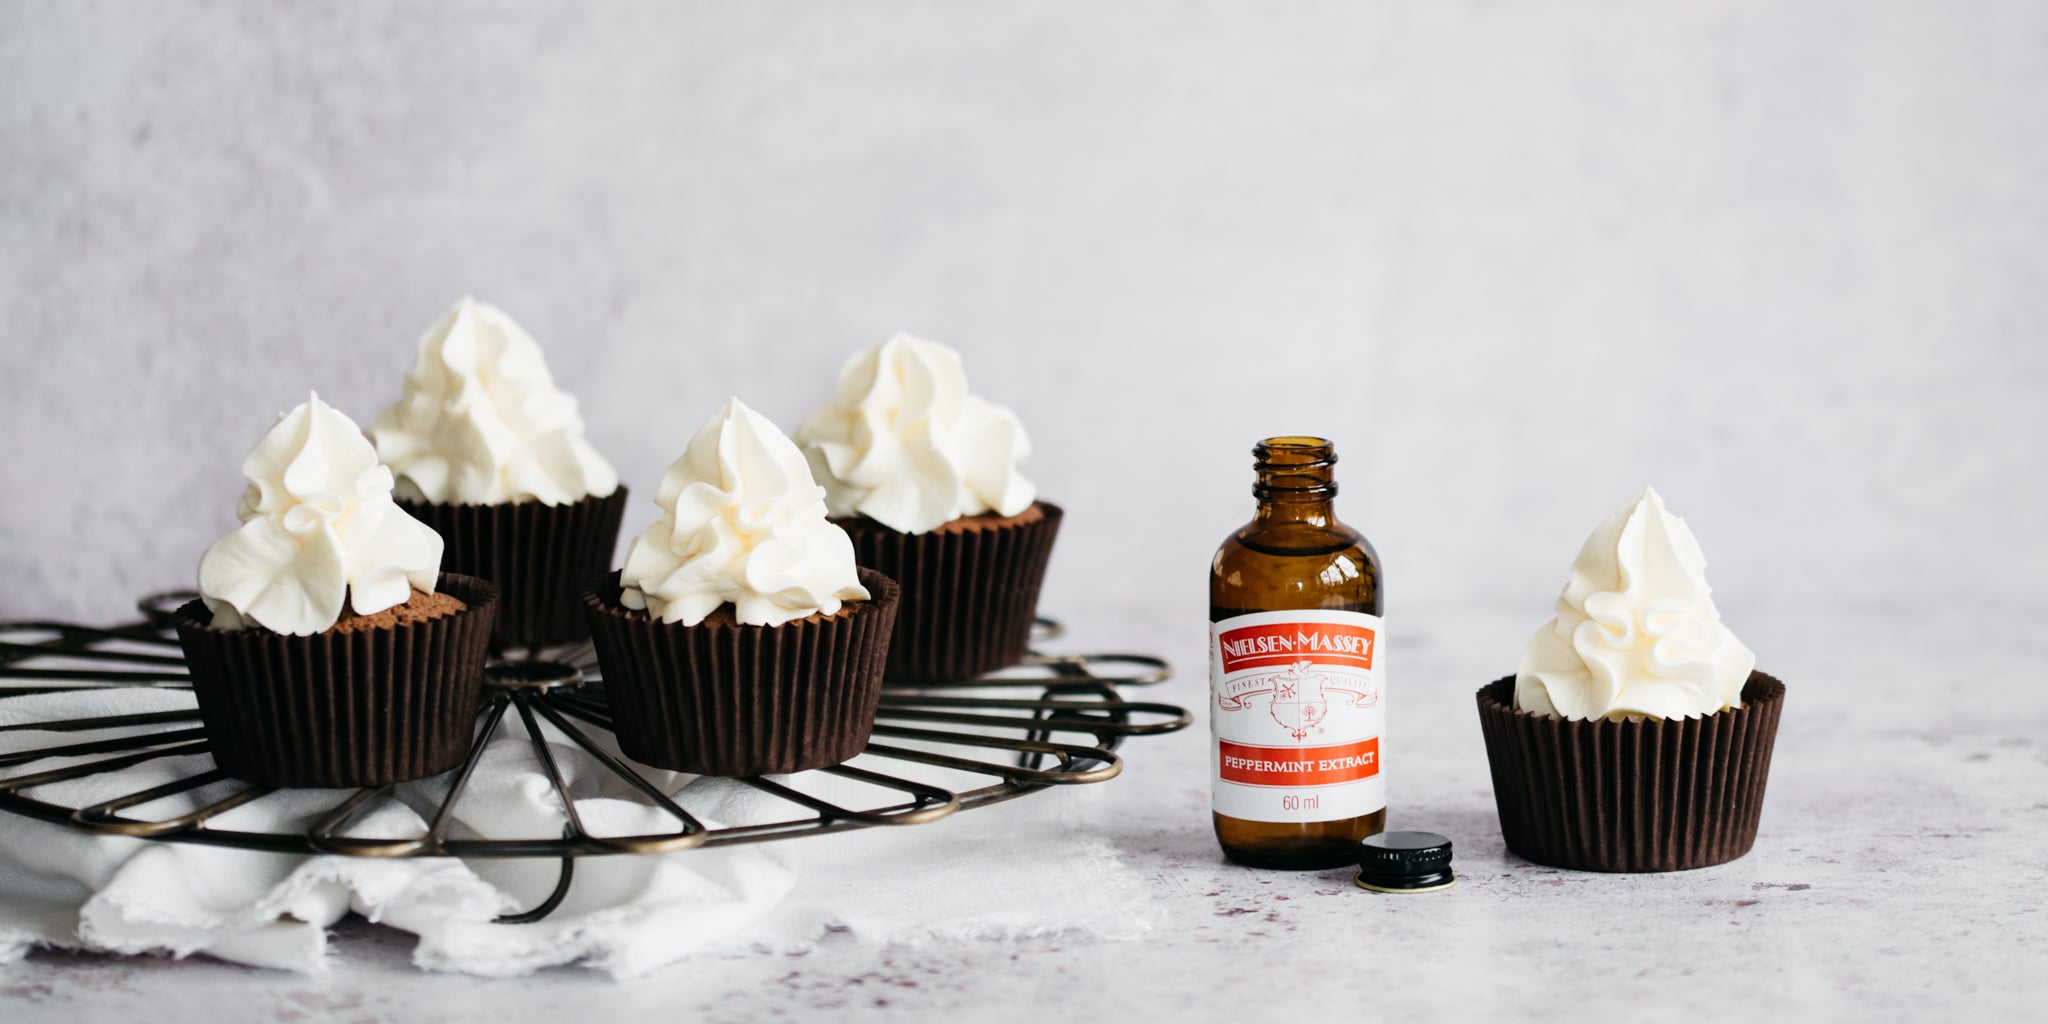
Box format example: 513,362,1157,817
1210,610,1385,823
1215,621,1376,675
1218,737,1380,787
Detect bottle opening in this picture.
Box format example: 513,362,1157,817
1252,436,1336,499
1253,436,1337,470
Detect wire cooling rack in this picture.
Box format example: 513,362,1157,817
0,592,1187,922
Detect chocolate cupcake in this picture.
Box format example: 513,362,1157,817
833,502,1059,682
176,574,496,788
369,297,626,653
794,333,1055,681
1477,487,1785,872
181,394,497,787
395,489,625,653
584,398,896,776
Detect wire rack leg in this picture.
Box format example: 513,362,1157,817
494,839,577,925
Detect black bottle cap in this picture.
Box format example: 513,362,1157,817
1354,831,1456,893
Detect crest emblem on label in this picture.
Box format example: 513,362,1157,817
1266,662,1328,740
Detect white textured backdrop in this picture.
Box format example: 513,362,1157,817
3,0,2043,639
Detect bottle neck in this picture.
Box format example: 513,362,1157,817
1251,436,1338,527
1255,495,1335,526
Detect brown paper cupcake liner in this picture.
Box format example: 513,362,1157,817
1476,672,1785,872
399,487,628,653
834,501,1061,682
581,568,900,776
173,573,498,788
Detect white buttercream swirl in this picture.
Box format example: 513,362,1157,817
370,297,619,507
618,398,870,627
793,333,1035,535
1515,487,1756,721
198,393,444,636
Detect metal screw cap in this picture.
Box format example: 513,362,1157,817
1354,830,1456,894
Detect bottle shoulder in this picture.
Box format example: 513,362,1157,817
1211,519,1382,618
1214,517,1378,562
1218,516,1368,553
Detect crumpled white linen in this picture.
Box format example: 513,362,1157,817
0,688,1149,978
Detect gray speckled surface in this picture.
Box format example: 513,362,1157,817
3,604,2043,1020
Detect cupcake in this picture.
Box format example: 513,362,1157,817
369,297,627,653
792,333,1059,681
175,393,497,788
1476,487,1785,872
582,398,899,776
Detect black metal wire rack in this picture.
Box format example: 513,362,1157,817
0,592,1188,922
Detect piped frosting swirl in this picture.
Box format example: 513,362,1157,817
618,398,869,627
1515,487,1756,721
794,333,1035,535
198,393,444,636
370,297,619,507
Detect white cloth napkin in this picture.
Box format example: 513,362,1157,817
0,688,1151,978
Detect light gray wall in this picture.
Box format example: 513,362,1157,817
3,1,2043,637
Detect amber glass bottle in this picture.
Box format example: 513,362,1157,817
1209,437,1385,869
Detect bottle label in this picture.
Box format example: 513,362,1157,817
1209,609,1385,824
